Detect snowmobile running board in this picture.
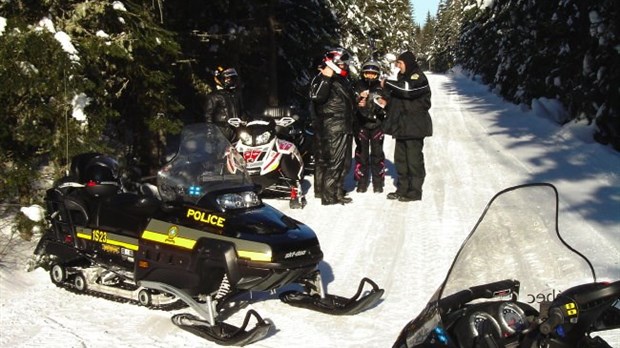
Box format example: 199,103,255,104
279,275,385,315
139,280,272,346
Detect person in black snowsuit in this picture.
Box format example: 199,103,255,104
309,48,356,205
353,60,386,193
203,66,247,142
380,51,432,202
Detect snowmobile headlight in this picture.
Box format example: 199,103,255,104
217,191,261,210
239,131,252,146
255,131,271,146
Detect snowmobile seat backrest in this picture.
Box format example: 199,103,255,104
63,195,90,226
45,187,68,222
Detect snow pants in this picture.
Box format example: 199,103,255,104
354,127,385,189
313,131,325,196
319,132,352,204
394,138,425,200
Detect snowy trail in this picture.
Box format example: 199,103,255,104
1,72,618,348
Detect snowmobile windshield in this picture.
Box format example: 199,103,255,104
397,184,597,347
439,183,595,307
157,123,252,204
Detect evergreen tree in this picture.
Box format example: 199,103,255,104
417,12,436,71
1,4,91,207
324,0,417,73
439,0,619,149
159,0,339,110
0,1,186,206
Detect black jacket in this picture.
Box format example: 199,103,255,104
382,70,432,139
203,88,245,125
354,79,385,130
309,74,355,135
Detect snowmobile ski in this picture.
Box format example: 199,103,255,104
171,310,271,346
280,273,384,315
141,280,271,346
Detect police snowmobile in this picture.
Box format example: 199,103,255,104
30,123,383,346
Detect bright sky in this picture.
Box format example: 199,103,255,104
410,0,440,25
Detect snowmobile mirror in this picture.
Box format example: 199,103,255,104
227,118,245,128
275,116,295,128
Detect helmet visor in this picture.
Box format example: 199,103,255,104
325,50,350,64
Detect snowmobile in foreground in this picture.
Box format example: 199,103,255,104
393,183,619,348
30,123,383,346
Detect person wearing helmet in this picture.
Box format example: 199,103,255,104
309,47,356,205
380,51,432,202
203,66,247,142
353,59,386,193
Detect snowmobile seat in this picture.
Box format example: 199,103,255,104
105,192,160,217
95,193,160,237
262,106,296,119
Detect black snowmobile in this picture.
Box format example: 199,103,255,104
30,123,383,346
393,183,619,348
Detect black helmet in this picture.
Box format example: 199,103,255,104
361,60,381,83
214,66,239,90
83,155,120,197
323,47,352,77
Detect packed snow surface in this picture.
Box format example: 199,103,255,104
1,71,618,347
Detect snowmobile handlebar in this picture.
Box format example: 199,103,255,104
227,118,246,128
540,307,564,335
228,116,296,129
540,280,620,336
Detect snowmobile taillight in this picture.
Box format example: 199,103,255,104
86,180,97,187
290,187,298,200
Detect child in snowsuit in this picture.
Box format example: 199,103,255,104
353,60,386,193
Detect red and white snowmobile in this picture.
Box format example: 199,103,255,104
228,115,306,209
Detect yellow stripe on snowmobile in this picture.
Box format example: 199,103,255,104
237,250,272,262
77,232,92,240
76,230,138,251
104,239,139,251
141,230,197,250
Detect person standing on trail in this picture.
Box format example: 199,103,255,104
379,51,432,202
353,59,386,194
309,48,356,205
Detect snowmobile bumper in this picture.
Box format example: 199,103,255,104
234,254,322,291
